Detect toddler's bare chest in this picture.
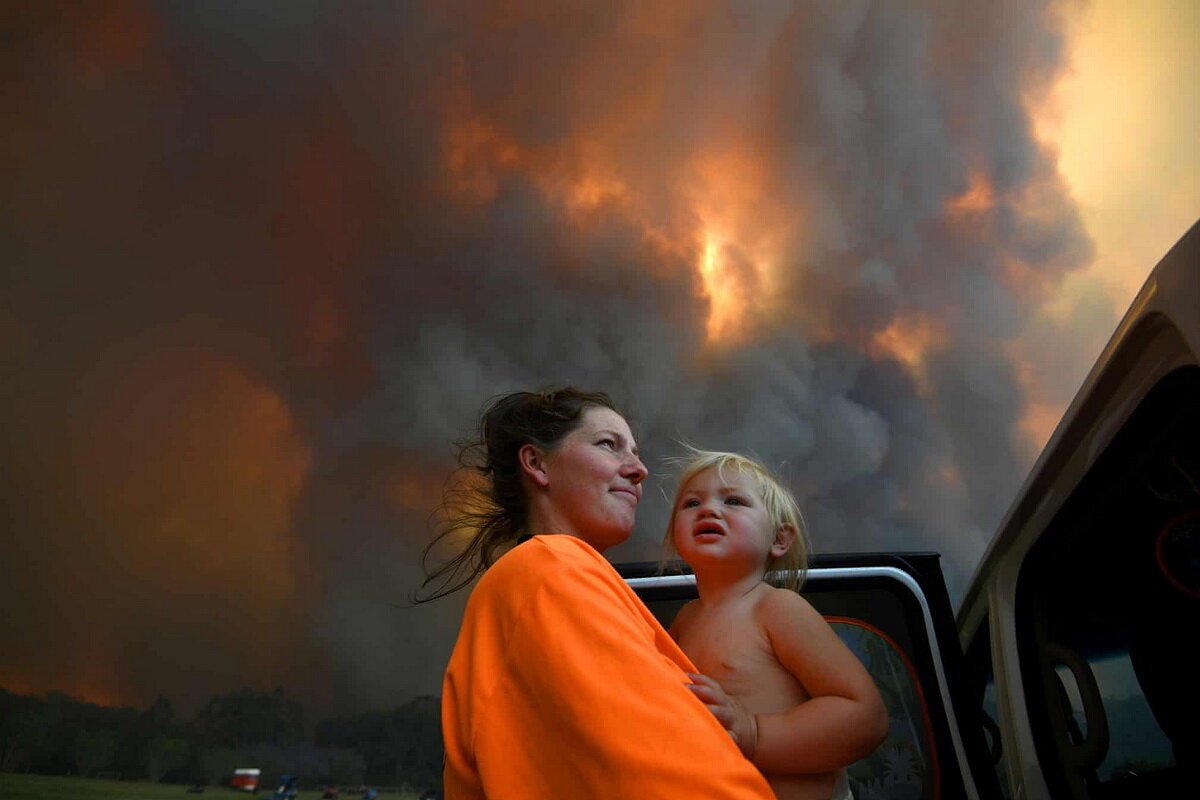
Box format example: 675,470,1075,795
678,615,798,701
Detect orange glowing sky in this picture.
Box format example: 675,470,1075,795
1047,0,1199,307
1017,0,1200,451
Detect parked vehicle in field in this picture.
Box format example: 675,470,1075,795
231,768,260,792
622,221,1198,799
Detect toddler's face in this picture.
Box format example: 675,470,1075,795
671,467,776,571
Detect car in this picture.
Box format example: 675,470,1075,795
621,220,1199,799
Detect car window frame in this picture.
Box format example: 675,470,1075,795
626,559,995,800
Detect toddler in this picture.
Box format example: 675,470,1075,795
665,449,887,800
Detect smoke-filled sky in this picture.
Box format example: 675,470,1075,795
3,0,1197,718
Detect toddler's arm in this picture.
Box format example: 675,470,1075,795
748,589,887,774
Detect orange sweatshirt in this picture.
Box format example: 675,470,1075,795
442,534,777,799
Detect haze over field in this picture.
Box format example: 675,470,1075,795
2,0,1196,718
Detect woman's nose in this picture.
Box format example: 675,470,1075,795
624,455,648,484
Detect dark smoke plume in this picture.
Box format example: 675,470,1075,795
1,0,1109,715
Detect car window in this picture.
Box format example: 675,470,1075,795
1016,366,1199,798
829,618,938,799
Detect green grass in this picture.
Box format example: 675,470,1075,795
0,774,421,800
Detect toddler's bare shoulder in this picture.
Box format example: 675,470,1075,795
668,597,700,635
754,586,824,627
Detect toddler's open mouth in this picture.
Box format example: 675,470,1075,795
693,524,725,539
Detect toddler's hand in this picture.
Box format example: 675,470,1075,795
686,672,758,760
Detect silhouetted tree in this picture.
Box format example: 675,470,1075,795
72,728,118,776
0,690,51,772
192,688,303,749
143,735,189,781
316,695,441,788
113,694,180,779
326,747,366,785
0,684,437,790
198,745,244,785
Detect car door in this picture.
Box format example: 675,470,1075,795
621,553,1001,800
956,221,1199,799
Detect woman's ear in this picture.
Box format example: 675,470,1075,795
518,443,551,488
771,522,797,558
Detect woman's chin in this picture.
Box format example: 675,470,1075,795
581,524,633,554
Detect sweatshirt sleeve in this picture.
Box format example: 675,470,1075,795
469,551,776,800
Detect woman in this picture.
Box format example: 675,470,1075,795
422,388,775,799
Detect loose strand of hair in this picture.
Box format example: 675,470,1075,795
410,442,518,604
411,492,520,604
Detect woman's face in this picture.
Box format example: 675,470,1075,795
539,406,648,552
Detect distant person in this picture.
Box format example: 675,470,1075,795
421,388,775,799
273,774,298,800
663,449,887,800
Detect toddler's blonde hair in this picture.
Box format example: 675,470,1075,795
662,447,808,591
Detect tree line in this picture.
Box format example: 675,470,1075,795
0,686,442,792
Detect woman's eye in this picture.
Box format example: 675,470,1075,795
597,439,616,449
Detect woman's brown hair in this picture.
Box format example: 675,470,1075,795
414,387,620,602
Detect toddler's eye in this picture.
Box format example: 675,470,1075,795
725,496,746,506
681,498,699,508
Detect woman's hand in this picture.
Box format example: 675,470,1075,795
686,672,759,760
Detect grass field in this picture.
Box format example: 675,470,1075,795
0,774,423,800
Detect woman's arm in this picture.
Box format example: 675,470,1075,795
748,589,888,774
451,543,775,799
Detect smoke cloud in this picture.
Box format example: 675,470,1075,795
2,0,1112,715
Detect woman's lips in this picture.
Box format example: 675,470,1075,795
610,487,640,504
